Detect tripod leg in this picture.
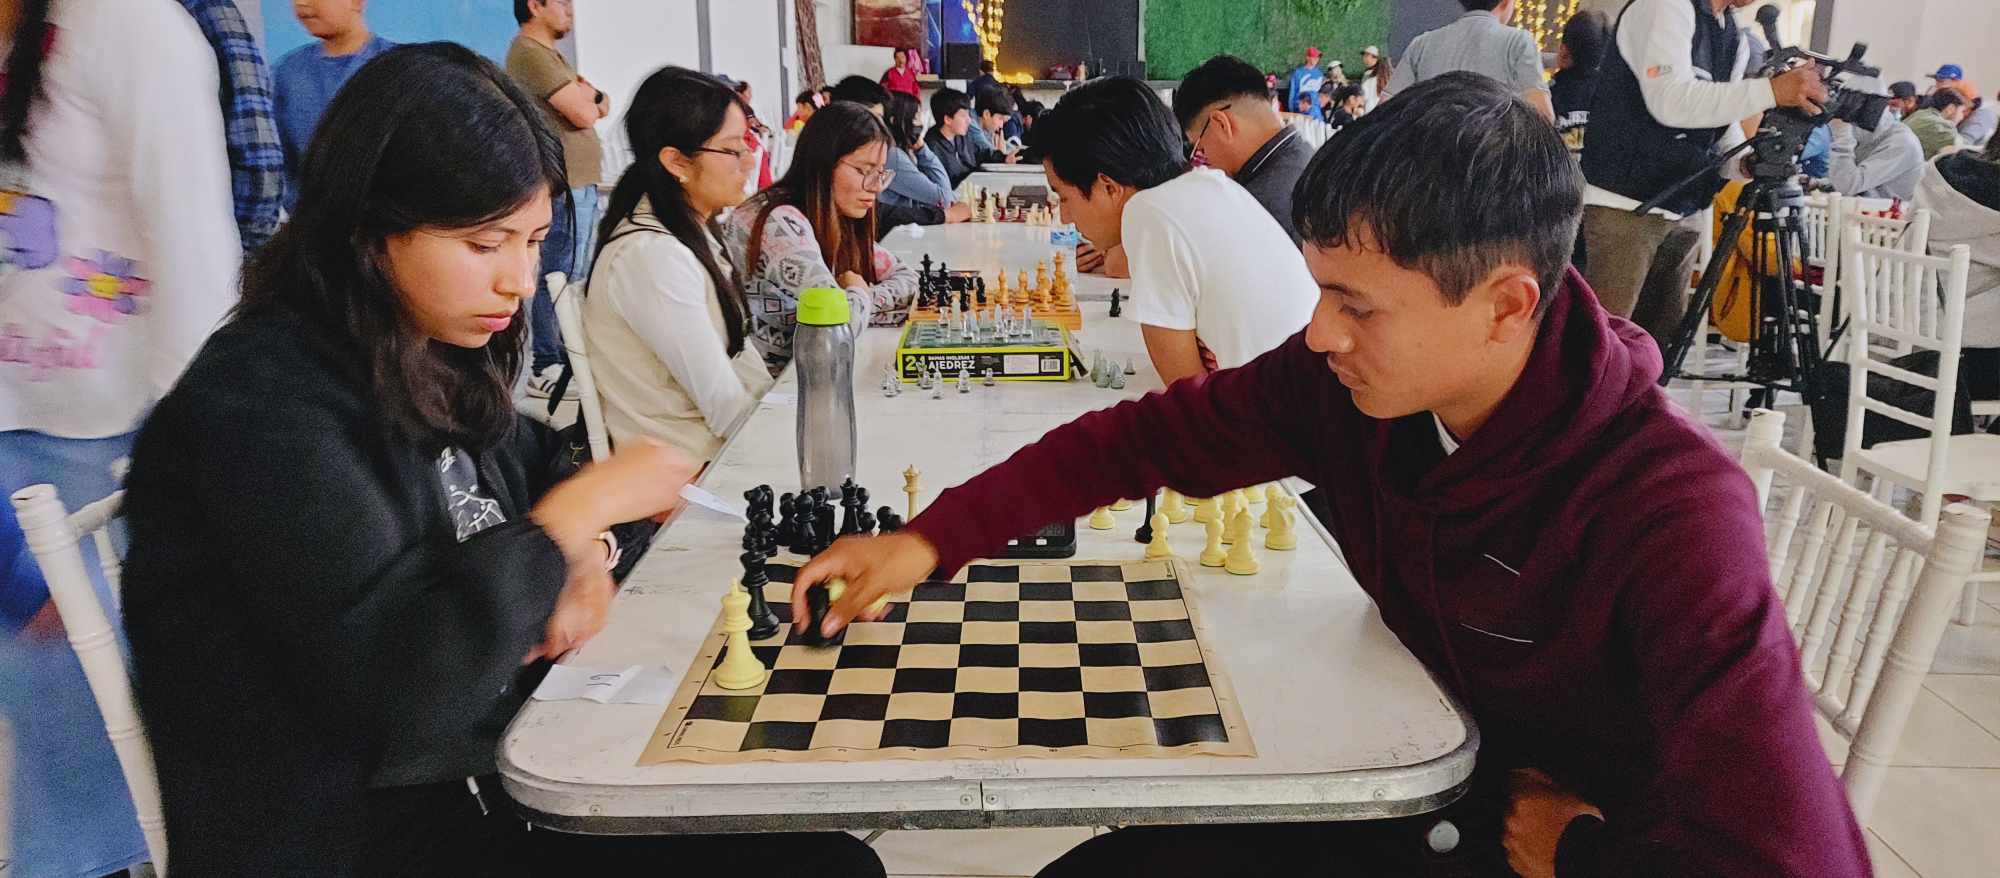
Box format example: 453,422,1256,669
1662,207,1755,385
1772,219,1827,466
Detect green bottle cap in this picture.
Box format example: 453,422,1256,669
796,287,851,326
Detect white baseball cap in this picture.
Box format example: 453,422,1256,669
1362,46,1380,57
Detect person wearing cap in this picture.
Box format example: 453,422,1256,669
1325,58,1348,86
1907,89,1970,160
1888,80,1920,118
1287,46,1328,120
1360,47,1391,112
1928,62,1967,89
1389,0,1555,121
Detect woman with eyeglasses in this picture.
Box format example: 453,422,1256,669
723,102,917,373
584,67,775,462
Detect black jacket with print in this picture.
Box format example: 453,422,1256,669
121,311,572,875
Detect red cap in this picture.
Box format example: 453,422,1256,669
1306,47,1322,58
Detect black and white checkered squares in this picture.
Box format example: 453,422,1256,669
648,560,1254,763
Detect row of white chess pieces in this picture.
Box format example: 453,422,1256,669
963,186,1063,226
936,303,1056,342
1090,486,1299,575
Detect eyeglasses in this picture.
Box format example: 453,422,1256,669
1184,102,1232,160
692,144,757,165
842,160,896,191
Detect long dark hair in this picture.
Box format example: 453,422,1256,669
238,43,567,450
0,0,53,163
744,102,892,284
885,91,925,152
594,67,751,355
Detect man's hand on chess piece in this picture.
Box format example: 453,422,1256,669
793,531,941,638
945,202,973,223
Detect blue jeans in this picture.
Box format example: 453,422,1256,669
0,429,148,878
530,185,600,373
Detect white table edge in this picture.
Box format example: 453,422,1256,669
502,724,1477,836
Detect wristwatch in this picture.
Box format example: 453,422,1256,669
594,530,621,572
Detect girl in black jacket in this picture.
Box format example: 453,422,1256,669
120,43,881,877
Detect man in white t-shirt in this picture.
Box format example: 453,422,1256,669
1032,77,1318,385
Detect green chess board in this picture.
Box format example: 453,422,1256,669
895,320,1072,382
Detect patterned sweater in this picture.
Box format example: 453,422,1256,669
720,200,917,372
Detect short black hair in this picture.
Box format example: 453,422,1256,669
795,92,816,107
975,87,1014,118
1172,54,1270,131
1028,76,1188,194
1331,83,1364,104
1561,10,1612,71
1459,0,1505,11
1293,72,1581,316
930,86,972,123
980,59,995,74
513,0,531,25
830,75,891,109
1926,89,1967,111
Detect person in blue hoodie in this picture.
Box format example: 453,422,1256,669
1286,46,1327,120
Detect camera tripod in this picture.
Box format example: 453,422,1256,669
1657,172,1828,461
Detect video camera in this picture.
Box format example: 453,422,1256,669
1749,4,1889,179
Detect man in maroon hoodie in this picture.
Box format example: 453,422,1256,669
795,72,1868,877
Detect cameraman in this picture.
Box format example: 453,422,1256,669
1579,0,1828,347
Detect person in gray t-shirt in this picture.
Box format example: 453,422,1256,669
1388,0,1553,120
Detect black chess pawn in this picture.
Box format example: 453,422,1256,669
800,583,844,647
816,504,837,552
855,509,876,535
740,548,780,640
1109,288,1123,318
775,492,798,550
975,276,988,306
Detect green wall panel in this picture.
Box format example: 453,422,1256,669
1145,0,1390,81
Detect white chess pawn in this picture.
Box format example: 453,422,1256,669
1144,512,1174,559
1219,492,1242,544
1087,506,1116,530
1259,484,1282,528
1110,497,1134,511
714,584,767,690
1224,510,1261,575
1192,495,1221,524
1162,489,1191,523
1199,516,1226,567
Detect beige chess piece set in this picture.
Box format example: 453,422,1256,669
1088,485,1300,576
962,185,1064,226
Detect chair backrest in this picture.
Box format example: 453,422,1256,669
1837,231,1974,525
548,271,612,461
1802,192,1842,271
9,484,166,875
1741,409,1989,819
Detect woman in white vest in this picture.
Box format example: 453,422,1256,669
584,66,774,461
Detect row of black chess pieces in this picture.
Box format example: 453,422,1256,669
916,254,987,312
736,480,905,645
